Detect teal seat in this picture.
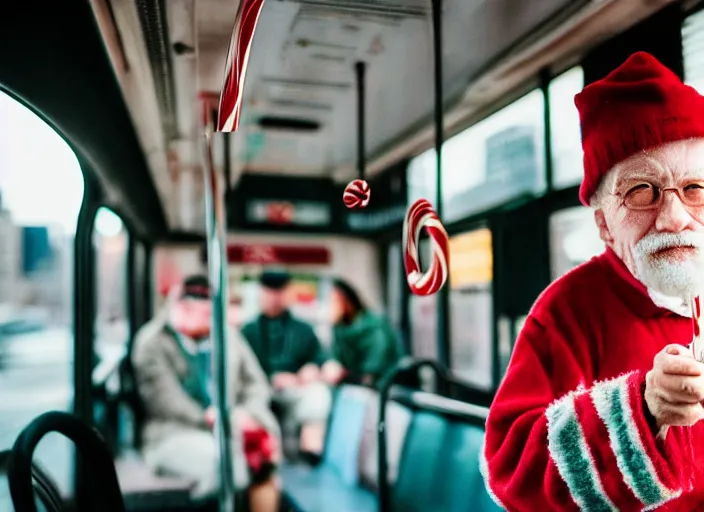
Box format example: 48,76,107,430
391,412,449,512
283,384,503,512
282,385,376,512
390,392,503,512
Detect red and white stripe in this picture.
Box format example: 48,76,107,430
691,295,703,360
343,179,370,209
402,199,449,296
217,0,266,133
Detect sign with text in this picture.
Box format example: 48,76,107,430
227,244,330,265
245,199,331,227
448,228,493,288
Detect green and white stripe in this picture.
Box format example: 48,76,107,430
546,391,617,512
591,373,680,510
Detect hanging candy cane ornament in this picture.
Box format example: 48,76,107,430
343,179,370,209
217,0,266,133
342,62,370,209
403,199,450,295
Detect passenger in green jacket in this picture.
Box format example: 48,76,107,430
330,278,404,387
241,270,343,458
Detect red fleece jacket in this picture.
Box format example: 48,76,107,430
482,248,704,511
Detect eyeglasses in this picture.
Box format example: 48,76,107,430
617,182,704,210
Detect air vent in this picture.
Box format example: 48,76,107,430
261,77,351,90
258,116,321,132
310,53,347,63
269,99,333,110
135,0,178,140
280,0,428,19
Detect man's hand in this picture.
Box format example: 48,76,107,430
207,407,261,432
645,344,704,430
236,409,260,432
272,372,299,390
321,360,346,385
205,406,217,429
297,364,321,385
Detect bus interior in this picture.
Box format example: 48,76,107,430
1,0,703,510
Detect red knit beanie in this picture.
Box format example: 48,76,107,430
575,51,704,206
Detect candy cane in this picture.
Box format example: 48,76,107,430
660,295,704,441
343,179,370,209
691,295,703,361
217,0,266,133
403,199,450,296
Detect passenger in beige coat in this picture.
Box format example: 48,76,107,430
132,275,280,511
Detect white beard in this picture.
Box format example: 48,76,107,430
632,231,704,300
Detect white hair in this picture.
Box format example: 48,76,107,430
589,168,618,210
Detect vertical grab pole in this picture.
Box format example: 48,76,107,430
203,130,236,512
432,0,451,368
355,61,366,181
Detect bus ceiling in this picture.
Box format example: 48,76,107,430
90,0,678,236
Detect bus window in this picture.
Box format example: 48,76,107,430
93,207,128,353
442,89,545,222
407,149,437,207
683,8,704,93
448,228,493,389
0,89,83,496
549,206,605,280
549,66,584,189
385,242,402,331
92,206,128,442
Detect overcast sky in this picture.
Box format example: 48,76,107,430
0,89,84,234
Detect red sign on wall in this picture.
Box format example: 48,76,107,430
227,244,330,265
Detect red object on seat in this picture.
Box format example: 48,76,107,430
242,426,275,474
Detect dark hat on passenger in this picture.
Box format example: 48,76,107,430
182,274,211,299
259,270,291,290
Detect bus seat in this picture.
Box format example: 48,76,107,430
281,385,376,512
321,385,374,484
115,452,195,511
357,393,413,490
280,464,377,512
389,391,502,512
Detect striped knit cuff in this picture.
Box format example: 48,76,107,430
591,372,681,510
546,387,617,511
546,373,681,512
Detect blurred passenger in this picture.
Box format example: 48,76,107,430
132,275,280,511
241,270,343,458
330,278,404,387
227,297,243,328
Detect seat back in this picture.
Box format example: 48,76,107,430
358,393,413,490
322,385,374,486
390,391,503,512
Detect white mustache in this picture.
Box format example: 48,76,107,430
635,232,704,256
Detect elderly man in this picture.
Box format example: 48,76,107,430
482,52,704,511
132,275,280,511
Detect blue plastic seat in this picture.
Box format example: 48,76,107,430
281,385,376,512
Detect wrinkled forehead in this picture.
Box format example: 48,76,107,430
613,138,704,184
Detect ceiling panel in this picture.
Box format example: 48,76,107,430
213,0,587,180
102,0,605,232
